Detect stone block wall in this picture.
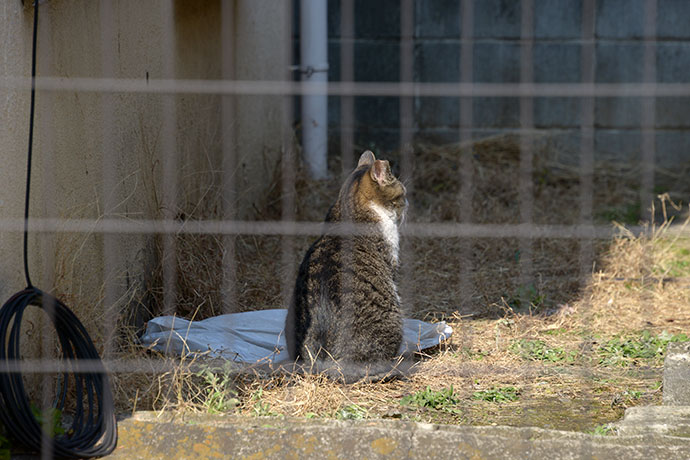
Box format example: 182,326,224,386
295,0,690,172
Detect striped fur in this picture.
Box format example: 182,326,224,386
285,151,408,373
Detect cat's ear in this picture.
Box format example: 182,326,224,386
357,150,375,168
370,160,392,185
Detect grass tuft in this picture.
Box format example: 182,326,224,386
510,339,577,363
472,387,520,403
597,330,689,366
401,386,461,413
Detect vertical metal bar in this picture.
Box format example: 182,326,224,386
519,0,534,286
37,6,55,459
161,0,177,316
281,0,296,309
641,0,657,324
221,0,237,314
100,0,118,358
340,0,354,177
641,0,657,222
577,3,597,458
459,0,474,312
338,0,357,349
399,0,414,176
579,0,595,288
399,0,414,315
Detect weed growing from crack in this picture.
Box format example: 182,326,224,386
597,330,689,366
472,387,520,403
590,424,617,436
336,404,368,420
401,386,461,414
510,339,577,363
251,389,277,417
195,367,239,414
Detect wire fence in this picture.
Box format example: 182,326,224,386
2,0,690,456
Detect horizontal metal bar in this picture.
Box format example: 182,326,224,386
1,217,686,239
0,358,245,374
3,76,690,98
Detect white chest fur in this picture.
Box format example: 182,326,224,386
369,202,400,265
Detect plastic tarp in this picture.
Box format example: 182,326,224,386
140,309,453,364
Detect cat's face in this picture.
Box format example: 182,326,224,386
355,151,408,224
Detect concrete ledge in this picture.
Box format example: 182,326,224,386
617,406,690,438
664,342,690,406
109,412,690,460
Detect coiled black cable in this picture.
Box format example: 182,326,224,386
0,2,117,457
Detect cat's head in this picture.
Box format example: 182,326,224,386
339,150,407,225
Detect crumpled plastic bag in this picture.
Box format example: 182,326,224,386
140,309,453,363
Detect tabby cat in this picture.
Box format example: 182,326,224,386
285,151,408,379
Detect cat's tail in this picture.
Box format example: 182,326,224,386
284,357,416,384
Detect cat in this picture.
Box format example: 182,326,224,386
284,150,408,381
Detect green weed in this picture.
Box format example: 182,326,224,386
510,339,576,363
195,367,239,414
30,404,65,438
597,330,689,366
336,404,367,420
624,390,642,399
401,386,461,413
472,387,520,403
597,203,640,225
505,284,545,312
590,424,616,436
0,431,8,460
251,389,277,417
542,327,568,336
653,238,690,277
456,347,490,361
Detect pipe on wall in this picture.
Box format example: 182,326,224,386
299,0,329,179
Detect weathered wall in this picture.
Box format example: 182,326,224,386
174,0,290,220
0,0,289,336
0,0,170,338
321,0,690,174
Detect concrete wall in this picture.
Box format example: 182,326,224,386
174,0,290,220
0,1,289,331
321,0,690,173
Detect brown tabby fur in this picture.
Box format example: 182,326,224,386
285,151,408,379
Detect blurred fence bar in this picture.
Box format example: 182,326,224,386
459,0,474,311
579,0,595,286
340,0,354,176
281,0,296,310
38,9,57,460
399,0,415,312
5,77,690,98
641,0,657,222
100,0,118,357
161,1,177,317
399,0,414,182
641,0,658,323
519,0,535,286
221,0,237,314
1,217,687,240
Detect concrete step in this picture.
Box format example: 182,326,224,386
616,406,690,438
664,342,690,406
109,411,690,460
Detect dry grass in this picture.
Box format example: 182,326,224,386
44,132,690,432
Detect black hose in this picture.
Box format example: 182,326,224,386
0,289,118,458
0,1,117,457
